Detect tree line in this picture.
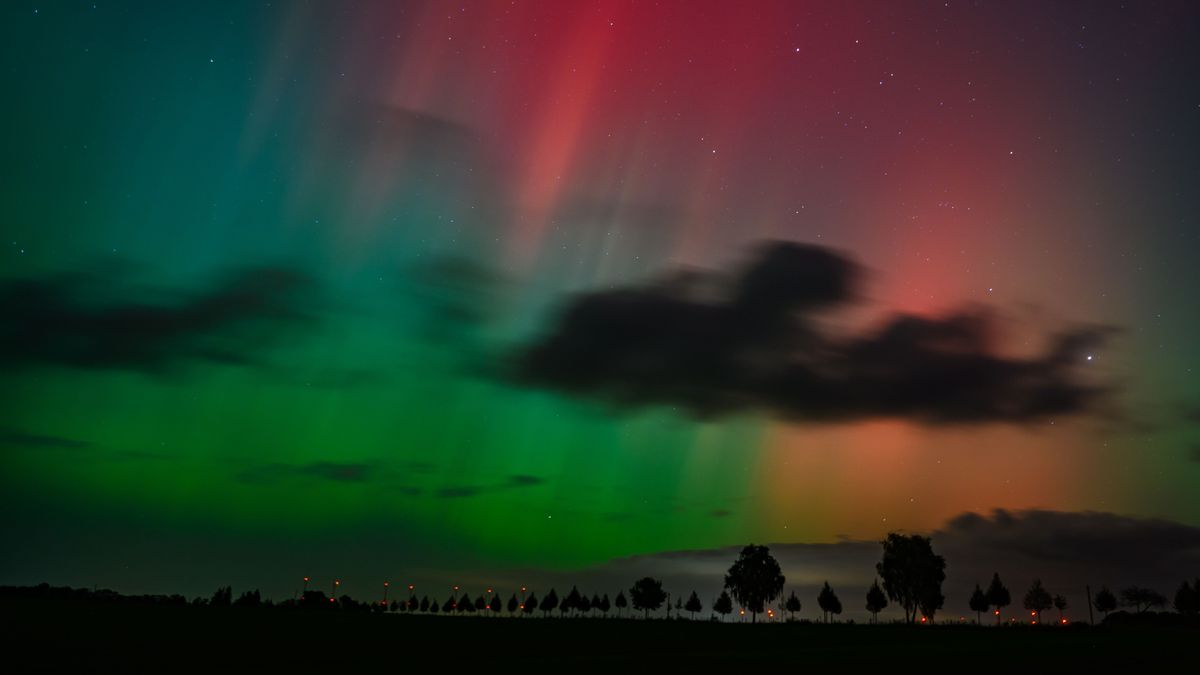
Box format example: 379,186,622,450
8,533,1197,625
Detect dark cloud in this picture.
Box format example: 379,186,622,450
514,240,1113,424
237,462,374,484
0,428,92,450
0,264,317,374
434,474,546,499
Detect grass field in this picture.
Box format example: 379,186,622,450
3,600,1194,673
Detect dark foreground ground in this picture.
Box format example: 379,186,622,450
3,601,1195,673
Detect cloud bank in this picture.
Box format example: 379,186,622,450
515,241,1113,424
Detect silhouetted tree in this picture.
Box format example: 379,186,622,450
598,593,611,617
866,581,888,624
458,593,474,613
614,591,628,617
1093,587,1116,619
210,586,232,607
876,533,946,624
578,593,592,615
474,595,487,612
986,573,1011,625
540,589,559,618
442,596,455,613
408,596,419,612
488,594,501,613
1120,586,1166,614
919,586,943,623
420,596,430,612
506,593,519,615
783,590,802,621
589,594,601,616
1053,594,1068,622
299,590,330,609
685,591,703,619
429,599,440,614
523,593,538,615
714,590,733,621
234,589,261,607
629,577,668,619
1023,580,1053,623
563,586,581,617
1174,581,1198,615
723,544,786,624
968,584,989,624
817,582,842,623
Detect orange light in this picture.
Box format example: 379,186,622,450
921,617,927,623
384,582,389,587
408,585,414,591
1061,618,1067,624
303,577,309,582
994,610,1000,615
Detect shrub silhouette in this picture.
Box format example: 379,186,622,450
488,594,501,613
523,592,538,614
614,590,628,617
724,544,785,624
597,593,611,616
506,593,519,615
629,577,668,619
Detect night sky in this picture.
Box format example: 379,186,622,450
2,1,1199,611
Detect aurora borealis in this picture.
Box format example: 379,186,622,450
3,1,1199,605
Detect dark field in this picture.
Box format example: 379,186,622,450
3,601,1194,673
